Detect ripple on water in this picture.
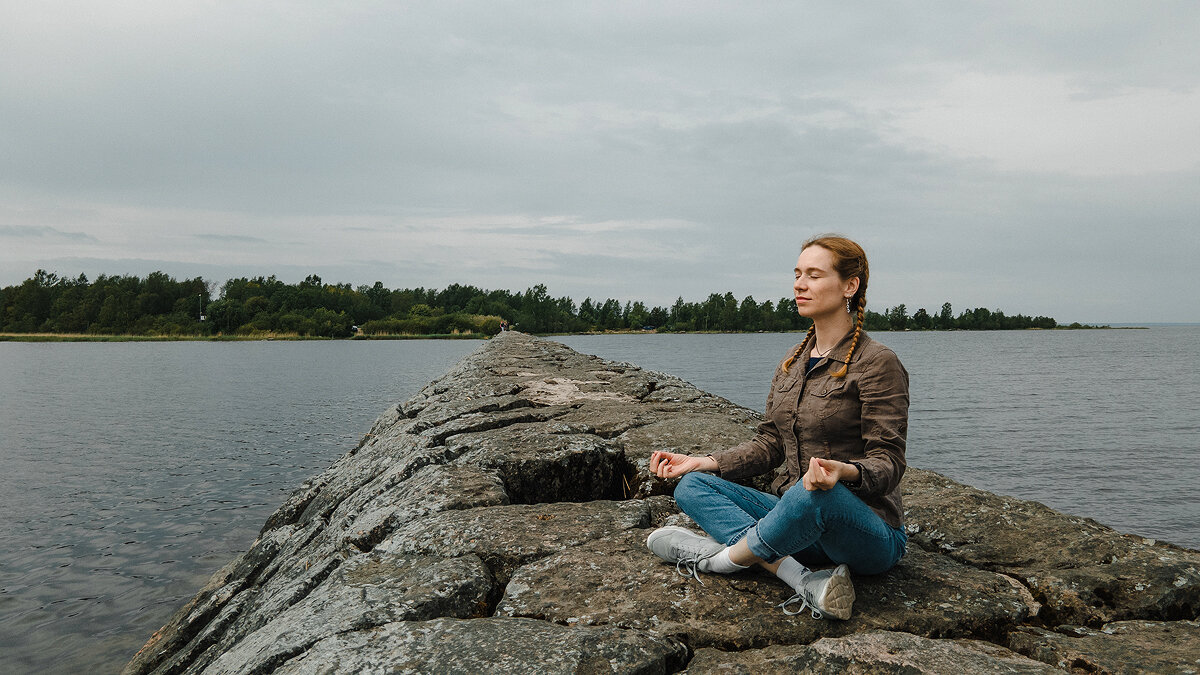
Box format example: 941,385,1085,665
0,339,480,674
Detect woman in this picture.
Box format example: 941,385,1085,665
645,235,909,620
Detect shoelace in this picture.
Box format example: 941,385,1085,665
777,590,824,619
675,555,707,585
670,539,721,585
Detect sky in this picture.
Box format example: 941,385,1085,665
2,2,1198,324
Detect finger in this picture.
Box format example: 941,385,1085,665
810,457,825,476
815,458,833,478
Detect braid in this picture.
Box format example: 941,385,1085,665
831,295,866,378
781,325,816,373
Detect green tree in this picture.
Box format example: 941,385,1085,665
738,295,760,331
911,307,931,330
627,301,650,329
886,304,908,331
936,302,954,329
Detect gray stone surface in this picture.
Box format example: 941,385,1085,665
271,617,688,675
377,499,652,584
686,630,1066,674
200,553,494,674
125,332,1200,675
1007,620,1200,674
903,468,1200,626
499,530,1033,649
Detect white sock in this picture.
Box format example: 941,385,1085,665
699,547,750,574
774,556,812,591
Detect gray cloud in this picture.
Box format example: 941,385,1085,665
192,233,269,243
0,225,97,241
2,2,1198,323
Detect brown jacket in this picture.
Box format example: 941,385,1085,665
710,330,909,528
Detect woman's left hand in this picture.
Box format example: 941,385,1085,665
802,457,849,491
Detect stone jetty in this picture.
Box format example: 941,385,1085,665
125,332,1200,674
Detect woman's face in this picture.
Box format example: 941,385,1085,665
793,245,859,320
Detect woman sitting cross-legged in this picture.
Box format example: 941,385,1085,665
645,235,909,620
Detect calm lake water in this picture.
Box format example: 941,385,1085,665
1,328,1198,673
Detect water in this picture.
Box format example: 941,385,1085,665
2,329,1198,673
0,340,479,674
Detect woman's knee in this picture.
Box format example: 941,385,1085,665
778,483,822,512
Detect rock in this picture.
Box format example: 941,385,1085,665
686,630,1066,674
334,463,510,552
125,332,1200,674
124,557,240,675
200,553,494,674
903,468,1200,626
271,617,688,675
498,530,1033,649
1007,620,1200,674
377,499,651,584
442,425,631,503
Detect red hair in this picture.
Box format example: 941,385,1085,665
782,235,869,377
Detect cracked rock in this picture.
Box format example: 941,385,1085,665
271,617,688,674
903,468,1200,626
498,529,1033,650
686,630,1066,674
1007,619,1200,674
125,333,1200,675
201,553,494,675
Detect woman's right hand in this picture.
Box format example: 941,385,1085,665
648,451,718,479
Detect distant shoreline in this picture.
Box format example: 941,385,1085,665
0,332,486,342
0,325,1151,342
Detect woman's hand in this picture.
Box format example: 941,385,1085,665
648,451,718,479
802,457,856,491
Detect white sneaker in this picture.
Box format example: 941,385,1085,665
778,563,855,619
645,526,724,584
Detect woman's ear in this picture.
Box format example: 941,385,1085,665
843,276,860,298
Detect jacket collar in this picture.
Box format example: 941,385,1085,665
800,327,869,367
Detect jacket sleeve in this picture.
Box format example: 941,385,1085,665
708,367,787,480
847,348,909,498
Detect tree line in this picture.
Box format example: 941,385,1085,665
0,269,1060,338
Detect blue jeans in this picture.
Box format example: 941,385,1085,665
673,472,907,575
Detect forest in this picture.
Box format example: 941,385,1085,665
0,270,1061,338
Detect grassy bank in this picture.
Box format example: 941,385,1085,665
0,332,490,342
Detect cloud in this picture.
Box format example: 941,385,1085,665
192,233,269,243
1,2,1198,322
0,225,97,241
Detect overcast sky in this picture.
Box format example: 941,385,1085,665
3,2,1198,323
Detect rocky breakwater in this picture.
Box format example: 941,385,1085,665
125,332,1200,674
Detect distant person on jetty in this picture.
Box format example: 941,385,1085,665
645,235,909,620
